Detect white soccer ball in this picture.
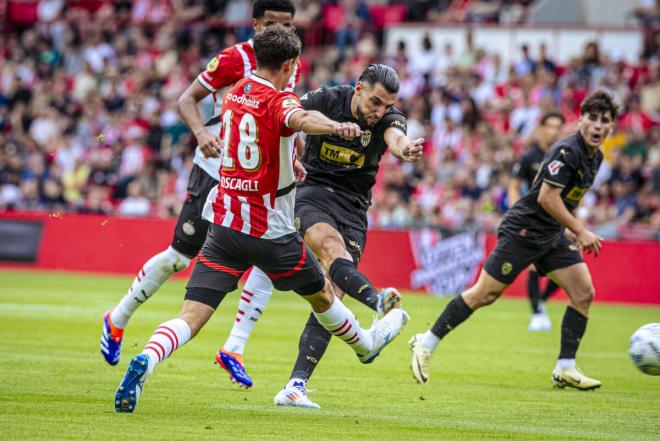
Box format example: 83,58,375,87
628,323,660,376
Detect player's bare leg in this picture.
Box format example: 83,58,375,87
410,270,508,384
101,246,192,365
115,300,214,412
275,278,406,408
276,222,402,406
547,263,601,390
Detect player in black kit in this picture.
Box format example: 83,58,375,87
508,112,565,331
410,91,617,390
273,64,424,408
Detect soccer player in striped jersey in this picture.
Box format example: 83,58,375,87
114,26,407,413
100,0,303,367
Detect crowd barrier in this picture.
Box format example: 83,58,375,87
1,211,658,305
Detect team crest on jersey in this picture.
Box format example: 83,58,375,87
206,57,219,73
501,262,513,275
182,220,196,236
360,130,371,147
244,82,252,94
547,160,564,176
282,98,298,109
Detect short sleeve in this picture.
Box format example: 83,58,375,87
381,111,407,134
197,47,245,92
300,88,327,112
275,92,304,133
542,146,576,188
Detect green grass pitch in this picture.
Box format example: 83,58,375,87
0,269,658,440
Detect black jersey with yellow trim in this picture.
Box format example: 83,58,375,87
298,85,407,209
500,131,603,246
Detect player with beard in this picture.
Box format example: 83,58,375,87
410,91,617,391
508,112,565,331
214,65,424,408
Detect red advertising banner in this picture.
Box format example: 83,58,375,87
1,211,658,305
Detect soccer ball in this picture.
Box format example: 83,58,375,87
628,323,660,375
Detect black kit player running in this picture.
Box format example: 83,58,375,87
488,131,603,283
410,91,616,391
508,112,565,329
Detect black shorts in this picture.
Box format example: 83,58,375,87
185,224,326,309
171,164,218,257
484,232,584,285
294,185,368,264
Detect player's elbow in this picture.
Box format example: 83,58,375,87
537,189,554,209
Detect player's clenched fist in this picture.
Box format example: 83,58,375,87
195,130,224,159
333,122,362,140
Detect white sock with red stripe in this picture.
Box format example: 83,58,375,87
223,267,273,354
111,247,192,328
142,318,192,374
313,297,372,355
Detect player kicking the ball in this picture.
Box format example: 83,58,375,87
213,65,424,407
409,91,617,390
100,0,302,366
114,26,407,413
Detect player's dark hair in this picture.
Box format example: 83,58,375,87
580,91,618,120
358,64,399,94
252,0,295,19
253,24,301,71
540,111,565,126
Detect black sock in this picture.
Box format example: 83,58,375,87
542,280,560,301
558,306,588,359
528,271,541,313
430,295,474,340
290,313,332,381
329,258,379,311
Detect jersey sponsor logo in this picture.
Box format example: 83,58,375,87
320,142,365,168
206,57,220,72
501,262,513,275
220,176,259,192
566,186,588,204
548,160,564,176
244,82,252,93
225,92,260,109
360,130,371,147
282,98,299,109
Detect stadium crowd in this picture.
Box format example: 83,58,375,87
0,0,658,239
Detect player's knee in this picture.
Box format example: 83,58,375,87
573,284,595,308
165,246,193,272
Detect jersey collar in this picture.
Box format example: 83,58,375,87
576,130,599,157
249,74,276,90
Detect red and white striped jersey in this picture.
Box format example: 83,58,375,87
193,39,301,181
202,75,304,239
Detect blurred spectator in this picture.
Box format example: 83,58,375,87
0,0,657,241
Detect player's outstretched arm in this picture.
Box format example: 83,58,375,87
288,110,361,140
538,182,603,256
384,127,423,162
177,80,223,158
